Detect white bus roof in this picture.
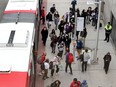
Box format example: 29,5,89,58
5,0,38,13
0,23,34,72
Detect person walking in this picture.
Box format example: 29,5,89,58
64,34,71,54
57,41,64,59
103,52,111,74
50,33,58,53
104,22,112,42
54,11,60,30
46,12,53,28
38,52,46,75
81,9,87,27
76,39,83,58
71,0,77,12
41,7,45,25
52,54,61,75
50,4,56,14
42,59,49,80
70,78,81,87
82,49,90,72
80,27,87,47
41,26,48,46
65,50,74,75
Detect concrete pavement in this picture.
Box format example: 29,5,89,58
36,0,116,87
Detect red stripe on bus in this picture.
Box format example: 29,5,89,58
0,72,28,87
4,10,36,14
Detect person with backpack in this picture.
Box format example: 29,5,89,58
49,61,55,78
82,49,90,72
76,39,83,58
64,22,70,34
65,50,74,75
50,4,56,14
37,52,46,75
42,59,49,80
46,12,53,28
50,33,58,53
57,41,64,59
52,54,61,75
70,78,81,87
80,80,88,87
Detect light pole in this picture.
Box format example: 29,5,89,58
87,0,101,62
87,0,102,62
94,1,101,62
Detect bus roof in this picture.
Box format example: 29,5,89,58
4,0,38,14
0,23,34,72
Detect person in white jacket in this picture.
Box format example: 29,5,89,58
52,54,61,75
82,49,90,72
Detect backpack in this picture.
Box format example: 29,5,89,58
76,41,83,49
40,62,45,70
68,53,74,63
49,61,53,69
80,80,88,87
38,54,45,64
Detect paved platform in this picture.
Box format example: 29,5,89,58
36,0,116,87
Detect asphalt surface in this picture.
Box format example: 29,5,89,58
0,0,8,20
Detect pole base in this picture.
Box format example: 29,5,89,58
91,57,99,64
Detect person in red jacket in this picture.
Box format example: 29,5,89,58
70,78,81,87
41,7,45,24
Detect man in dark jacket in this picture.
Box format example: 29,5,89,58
41,26,48,46
50,4,56,14
46,12,53,28
103,52,111,74
71,0,77,12
64,34,71,53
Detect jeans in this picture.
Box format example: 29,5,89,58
65,62,72,73
82,61,87,72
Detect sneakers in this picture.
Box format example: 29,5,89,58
55,73,58,75
38,73,42,76
46,76,49,79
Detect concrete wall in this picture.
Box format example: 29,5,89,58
103,0,116,24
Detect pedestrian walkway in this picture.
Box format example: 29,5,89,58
36,0,116,87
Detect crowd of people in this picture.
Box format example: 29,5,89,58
38,0,112,86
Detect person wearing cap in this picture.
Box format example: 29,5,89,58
70,78,81,87
103,52,112,74
104,22,112,42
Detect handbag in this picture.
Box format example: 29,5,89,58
87,59,91,64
